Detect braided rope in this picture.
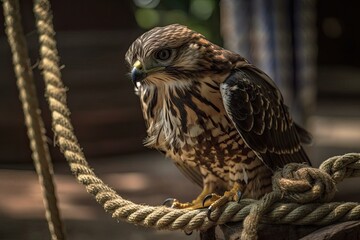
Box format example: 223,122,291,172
5,0,357,239
2,0,65,239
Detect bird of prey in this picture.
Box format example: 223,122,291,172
125,24,312,213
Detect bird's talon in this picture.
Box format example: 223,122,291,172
184,230,193,235
162,198,176,207
237,191,242,203
206,206,216,222
202,193,214,207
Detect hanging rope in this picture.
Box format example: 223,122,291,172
3,0,360,240
2,0,65,239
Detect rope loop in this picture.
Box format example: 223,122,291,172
320,153,360,183
273,163,336,203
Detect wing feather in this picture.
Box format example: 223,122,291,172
220,68,311,170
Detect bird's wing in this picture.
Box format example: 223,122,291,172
220,68,311,170
173,161,203,187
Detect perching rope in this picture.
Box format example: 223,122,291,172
2,0,65,239
4,0,360,239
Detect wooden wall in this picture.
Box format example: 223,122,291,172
0,1,150,162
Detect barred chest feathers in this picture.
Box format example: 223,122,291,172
138,77,234,162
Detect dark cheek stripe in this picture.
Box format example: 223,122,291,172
170,95,188,132
148,87,158,118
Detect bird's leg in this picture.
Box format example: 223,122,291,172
165,185,214,209
203,182,245,219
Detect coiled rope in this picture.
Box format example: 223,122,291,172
4,0,360,240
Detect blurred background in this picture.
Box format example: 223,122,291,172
0,0,359,239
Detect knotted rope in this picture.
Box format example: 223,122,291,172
4,0,360,240
241,162,338,238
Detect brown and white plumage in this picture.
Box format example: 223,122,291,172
125,24,311,207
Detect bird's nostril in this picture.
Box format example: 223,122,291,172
133,60,143,70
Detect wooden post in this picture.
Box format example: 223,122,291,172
199,221,360,240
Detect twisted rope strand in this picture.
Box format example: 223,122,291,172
32,0,219,232
320,153,360,183
2,0,65,239
241,154,360,240
31,0,360,239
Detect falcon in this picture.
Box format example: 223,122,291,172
125,24,312,213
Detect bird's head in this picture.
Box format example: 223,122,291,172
125,24,232,89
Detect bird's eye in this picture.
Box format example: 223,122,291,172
154,49,172,61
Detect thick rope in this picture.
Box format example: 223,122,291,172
27,0,360,239
241,156,360,240
2,0,65,239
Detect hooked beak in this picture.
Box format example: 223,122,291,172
131,60,147,86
